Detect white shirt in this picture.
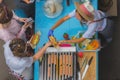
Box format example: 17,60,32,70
68,10,107,38
68,10,76,17
3,40,33,75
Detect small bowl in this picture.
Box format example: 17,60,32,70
43,1,63,18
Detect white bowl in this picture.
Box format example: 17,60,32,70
43,1,63,18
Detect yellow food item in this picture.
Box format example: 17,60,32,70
90,40,100,50
72,36,76,40
85,40,100,50
29,31,41,49
85,44,93,50
49,36,59,48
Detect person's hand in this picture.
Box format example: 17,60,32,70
58,40,66,44
0,0,3,3
22,0,33,4
22,22,33,29
48,29,54,37
19,18,28,23
45,41,52,47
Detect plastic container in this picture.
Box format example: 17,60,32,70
76,31,100,52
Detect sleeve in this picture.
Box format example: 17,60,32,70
20,57,33,68
98,10,106,17
82,23,97,38
17,28,26,38
68,10,76,18
3,42,33,73
12,11,20,21
0,29,15,42
8,57,33,70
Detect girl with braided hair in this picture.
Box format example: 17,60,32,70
3,38,51,80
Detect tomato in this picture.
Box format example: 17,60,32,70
63,33,69,39
78,52,83,58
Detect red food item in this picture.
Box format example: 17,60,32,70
78,52,83,58
63,33,69,40
59,43,71,47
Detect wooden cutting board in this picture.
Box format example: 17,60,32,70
77,51,97,80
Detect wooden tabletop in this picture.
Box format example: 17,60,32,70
77,51,97,80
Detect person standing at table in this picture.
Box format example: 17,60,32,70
48,1,113,47
0,3,33,42
3,38,51,80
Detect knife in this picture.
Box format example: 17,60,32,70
82,56,93,79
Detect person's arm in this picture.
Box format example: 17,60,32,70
12,11,20,20
33,42,51,62
22,0,33,4
22,0,31,4
48,10,75,37
59,37,86,44
0,0,3,3
17,22,32,38
12,11,28,23
51,15,70,30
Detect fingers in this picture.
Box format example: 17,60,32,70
46,41,52,47
27,21,33,26
58,42,62,45
58,40,65,46
0,0,3,3
19,18,28,22
23,0,31,4
23,22,33,29
59,40,65,43
48,41,52,46
23,18,28,21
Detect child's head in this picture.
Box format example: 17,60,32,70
0,3,13,24
9,38,33,57
74,1,94,22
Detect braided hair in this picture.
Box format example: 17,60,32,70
0,3,13,24
9,38,33,57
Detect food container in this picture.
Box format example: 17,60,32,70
43,0,63,18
